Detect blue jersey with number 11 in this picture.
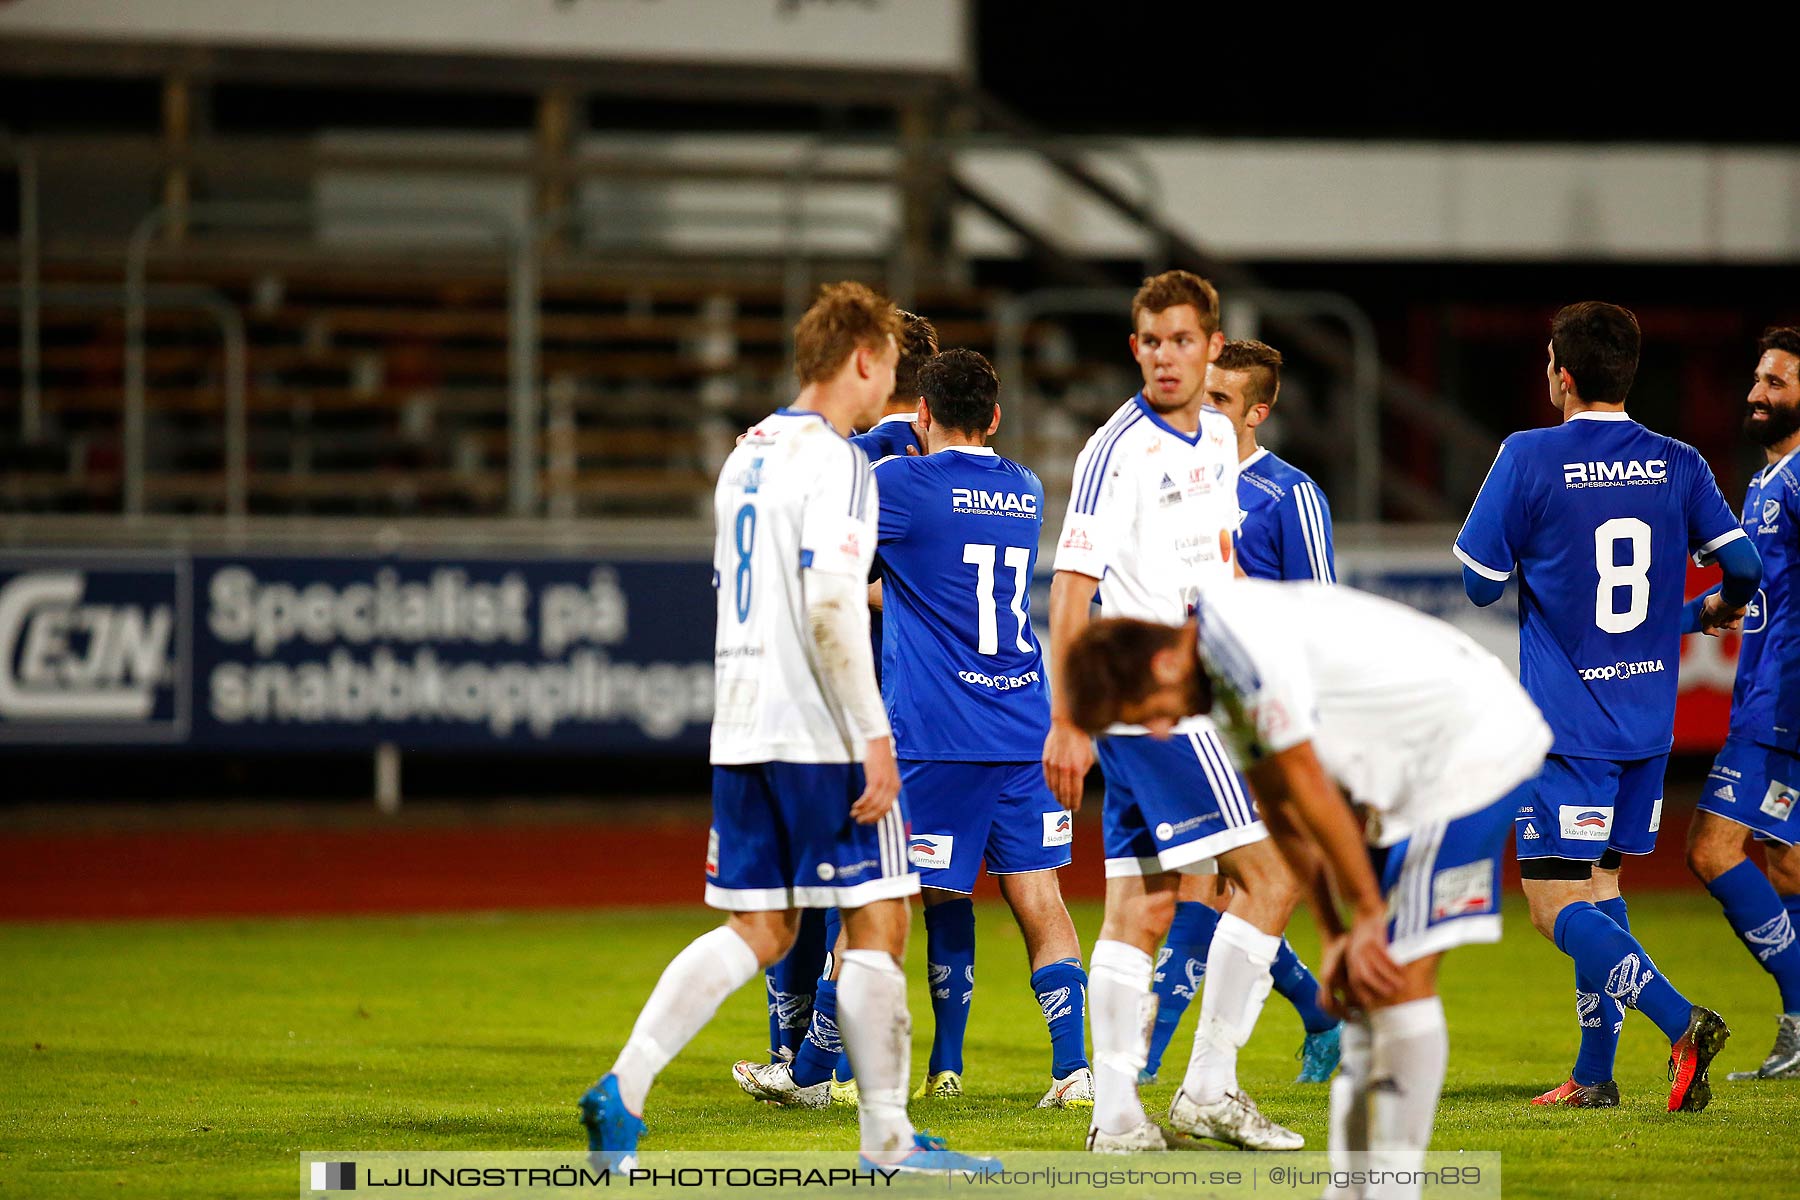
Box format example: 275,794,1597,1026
1455,411,1744,759
872,446,1049,762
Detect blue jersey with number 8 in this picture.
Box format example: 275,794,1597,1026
1455,411,1746,759
872,447,1050,761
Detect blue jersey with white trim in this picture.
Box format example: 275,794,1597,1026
872,447,1050,762
1730,449,1800,751
1455,412,1743,759
1236,448,1336,582
851,412,920,461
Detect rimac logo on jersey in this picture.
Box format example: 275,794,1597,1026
950,488,1037,518
1562,459,1668,488
0,564,186,738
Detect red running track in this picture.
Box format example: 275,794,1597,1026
0,808,1706,922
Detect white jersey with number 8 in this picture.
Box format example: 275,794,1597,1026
710,408,879,765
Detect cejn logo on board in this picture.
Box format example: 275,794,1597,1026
0,563,188,738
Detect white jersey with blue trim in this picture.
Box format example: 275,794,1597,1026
710,408,880,766
1055,392,1240,735
1197,580,1552,847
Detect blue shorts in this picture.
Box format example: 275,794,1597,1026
1698,737,1800,847
1375,785,1522,964
1096,728,1265,879
1513,753,1667,862
707,763,920,911
901,760,1073,894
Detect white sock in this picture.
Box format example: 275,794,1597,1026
1182,912,1279,1103
1364,997,1447,1200
837,948,916,1156
1325,1018,1373,1200
610,925,760,1114
1088,939,1156,1136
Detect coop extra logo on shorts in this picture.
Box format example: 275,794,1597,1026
0,560,189,740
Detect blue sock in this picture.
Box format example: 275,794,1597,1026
789,978,842,1088
1030,958,1090,1077
1270,938,1337,1035
1571,897,1630,1086
1706,861,1800,1013
924,898,976,1076
1554,901,1691,1044
765,908,828,1061
820,908,853,1082
1145,901,1219,1079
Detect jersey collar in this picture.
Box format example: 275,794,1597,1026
875,411,917,425
1760,447,1800,486
940,445,996,456
1567,410,1633,423
1241,446,1270,470
1132,392,1204,446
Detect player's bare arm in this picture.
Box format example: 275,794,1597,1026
1043,569,1103,811
1248,742,1403,1009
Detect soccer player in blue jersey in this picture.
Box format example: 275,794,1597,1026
758,311,938,1077
1686,326,1800,1081
1140,339,1343,1088
1455,301,1762,1113
873,348,1091,1107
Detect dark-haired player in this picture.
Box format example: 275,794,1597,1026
1062,582,1551,1200
1455,301,1759,1111
1687,326,1800,1081
1142,339,1343,1087
876,349,1090,1107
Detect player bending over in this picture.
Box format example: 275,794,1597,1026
1044,271,1302,1153
1686,326,1800,1081
1456,301,1758,1110
759,309,939,1084
1140,338,1343,1088
578,283,996,1175
1065,582,1552,1200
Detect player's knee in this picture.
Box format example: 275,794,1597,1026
1766,847,1800,893
1685,816,1747,883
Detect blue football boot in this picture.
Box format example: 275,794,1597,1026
1295,1025,1342,1083
578,1074,645,1171
859,1131,1002,1176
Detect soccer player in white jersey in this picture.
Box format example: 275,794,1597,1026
579,283,996,1175
1142,339,1343,1089
1064,583,1554,1200
1043,271,1304,1152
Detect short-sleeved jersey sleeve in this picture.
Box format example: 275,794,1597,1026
871,457,911,544
1454,440,1530,582
1197,589,1319,764
1054,430,1130,579
1278,481,1336,583
800,440,879,580
1683,446,1748,565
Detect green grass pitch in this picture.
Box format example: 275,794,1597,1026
3,895,1795,1198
